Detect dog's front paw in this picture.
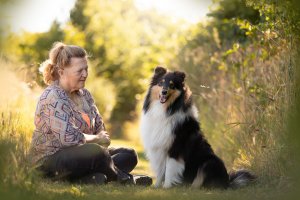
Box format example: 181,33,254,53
163,183,173,189
154,182,162,188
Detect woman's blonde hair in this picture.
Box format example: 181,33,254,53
40,42,87,85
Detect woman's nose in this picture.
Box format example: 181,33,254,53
82,70,88,77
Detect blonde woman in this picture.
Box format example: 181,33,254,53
29,42,151,185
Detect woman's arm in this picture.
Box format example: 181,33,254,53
46,95,110,147
81,89,110,147
83,131,111,147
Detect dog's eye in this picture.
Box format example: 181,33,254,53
169,83,175,89
158,81,163,86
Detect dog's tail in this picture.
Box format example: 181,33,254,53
229,169,256,189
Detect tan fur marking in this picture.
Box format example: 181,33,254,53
163,89,181,109
184,86,192,104
150,85,161,102
191,167,205,188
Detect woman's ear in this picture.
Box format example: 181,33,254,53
57,68,64,78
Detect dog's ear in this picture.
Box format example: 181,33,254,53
154,66,167,76
174,71,186,83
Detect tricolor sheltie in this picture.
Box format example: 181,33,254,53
140,66,255,189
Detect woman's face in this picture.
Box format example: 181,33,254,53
59,57,88,93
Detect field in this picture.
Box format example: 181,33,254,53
0,66,299,200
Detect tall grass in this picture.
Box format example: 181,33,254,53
0,60,41,198
176,25,295,185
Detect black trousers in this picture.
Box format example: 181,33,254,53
39,143,138,182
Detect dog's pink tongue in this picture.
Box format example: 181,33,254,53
160,95,167,103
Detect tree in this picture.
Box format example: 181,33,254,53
68,0,183,137
16,20,65,85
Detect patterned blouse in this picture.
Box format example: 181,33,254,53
29,81,105,166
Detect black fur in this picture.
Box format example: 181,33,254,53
143,66,256,189
169,116,229,188
143,66,167,112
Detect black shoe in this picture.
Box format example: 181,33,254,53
79,173,107,185
116,169,135,185
133,175,153,186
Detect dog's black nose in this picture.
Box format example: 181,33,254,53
162,90,168,95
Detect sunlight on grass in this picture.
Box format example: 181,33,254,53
0,62,40,142
29,179,287,200
0,58,296,200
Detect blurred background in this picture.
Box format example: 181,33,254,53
0,0,300,199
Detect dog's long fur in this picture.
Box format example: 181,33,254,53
140,66,255,189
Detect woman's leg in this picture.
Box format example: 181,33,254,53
108,147,138,173
108,147,153,186
40,143,119,182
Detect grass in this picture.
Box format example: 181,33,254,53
0,169,292,200
0,108,295,200
0,62,299,200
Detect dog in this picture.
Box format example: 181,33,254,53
140,66,255,189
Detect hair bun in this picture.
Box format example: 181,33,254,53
40,59,58,85
39,59,53,73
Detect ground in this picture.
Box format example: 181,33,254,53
0,139,293,200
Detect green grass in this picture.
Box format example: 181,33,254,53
0,136,295,200
0,63,299,200
0,169,292,200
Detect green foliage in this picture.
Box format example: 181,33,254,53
17,20,64,64
70,0,90,31
209,0,260,23
2,0,185,137
76,0,182,137
176,0,299,183
17,21,65,85
207,0,260,45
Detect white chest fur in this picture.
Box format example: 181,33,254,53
141,101,198,148
140,100,199,187
141,101,186,151
140,101,189,187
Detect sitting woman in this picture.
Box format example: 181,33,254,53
29,42,151,185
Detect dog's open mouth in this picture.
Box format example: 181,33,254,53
159,94,168,104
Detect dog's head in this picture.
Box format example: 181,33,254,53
150,66,186,105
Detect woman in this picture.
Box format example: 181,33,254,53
29,42,151,185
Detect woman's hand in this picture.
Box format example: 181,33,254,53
83,131,111,147
96,131,111,147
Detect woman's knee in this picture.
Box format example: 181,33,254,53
129,148,138,166
122,148,138,167
80,143,112,161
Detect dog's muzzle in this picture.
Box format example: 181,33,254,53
159,89,168,104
